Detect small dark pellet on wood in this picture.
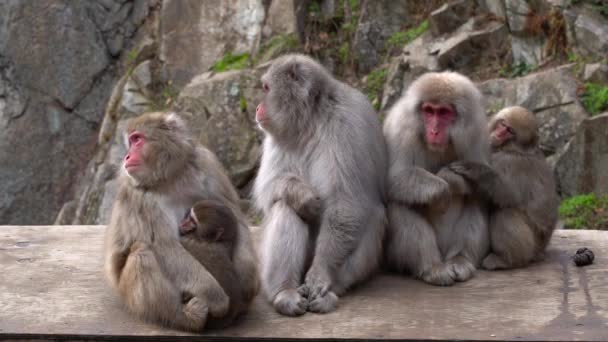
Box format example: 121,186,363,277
573,247,595,267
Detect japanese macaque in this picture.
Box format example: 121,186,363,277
104,112,259,331
179,200,246,329
383,71,490,286
449,106,559,270
253,54,387,316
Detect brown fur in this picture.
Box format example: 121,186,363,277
450,106,559,269
104,112,259,331
180,200,247,329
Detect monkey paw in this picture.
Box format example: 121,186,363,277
297,195,323,223
204,286,230,318
448,259,476,282
307,291,338,314
303,267,332,301
182,296,209,331
273,289,307,316
481,253,507,270
421,264,456,286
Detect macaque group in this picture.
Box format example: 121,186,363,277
104,54,558,328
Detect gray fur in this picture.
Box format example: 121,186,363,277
253,54,387,315
383,72,490,286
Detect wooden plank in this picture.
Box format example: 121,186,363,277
0,226,607,341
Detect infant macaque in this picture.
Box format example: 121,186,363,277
179,200,243,329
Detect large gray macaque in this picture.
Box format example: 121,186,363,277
104,112,259,331
253,54,387,316
383,72,490,286
449,106,559,270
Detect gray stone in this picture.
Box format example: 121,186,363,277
504,0,530,33
583,63,608,84
572,8,608,57
434,18,510,73
121,61,153,114
0,0,151,224
429,0,474,37
478,0,506,17
176,67,265,188
511,35,544,65
555,112,608,197
160,0,265,88
352,0,413,74
263,0,297,37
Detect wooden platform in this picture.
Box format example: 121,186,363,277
0,226,607,341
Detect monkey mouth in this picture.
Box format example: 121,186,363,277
124,163,141,172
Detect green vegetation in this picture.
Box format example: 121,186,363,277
559,193,608,230
338,42,350,65
385,20,429,51
239,95,247,113
499,61,537,78
211,52,251,72
581,83,608,115
365,67,387,110
255,34,300,65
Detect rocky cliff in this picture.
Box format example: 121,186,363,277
0,0,606,225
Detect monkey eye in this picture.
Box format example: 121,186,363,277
128,132,143,145
421,104,434,114
438,107,450,116
506,126,515,135
263,83,270,92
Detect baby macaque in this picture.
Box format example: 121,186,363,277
179,200,244,329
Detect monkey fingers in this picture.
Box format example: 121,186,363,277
303,267,332,301
421,263,456,286
308,291,338,314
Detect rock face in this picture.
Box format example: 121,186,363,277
160,0,265,88
176,68,265,188
566,7,608,58
0,0,152,224
352,0,413,74
1,0,607,224
555,113,608,197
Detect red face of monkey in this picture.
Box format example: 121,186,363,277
124,131,146,175
421,102,456,151
490,119,515,147
255,82,270,128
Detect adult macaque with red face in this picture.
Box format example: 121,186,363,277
104,112,259,331
253,54,387,316
449,106,559,270
383,72,490,286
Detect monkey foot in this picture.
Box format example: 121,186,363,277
307,291,338,314
448,259,475,282
182,296,209,331
481,253,508,270
421,264,456,286
273,289,307,316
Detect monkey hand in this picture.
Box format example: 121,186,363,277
275,175,323,222
295,192,323,223
423,175,451,211
448,161,490,182
300,265,332,301
437,167,471,196
190,281,229,318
